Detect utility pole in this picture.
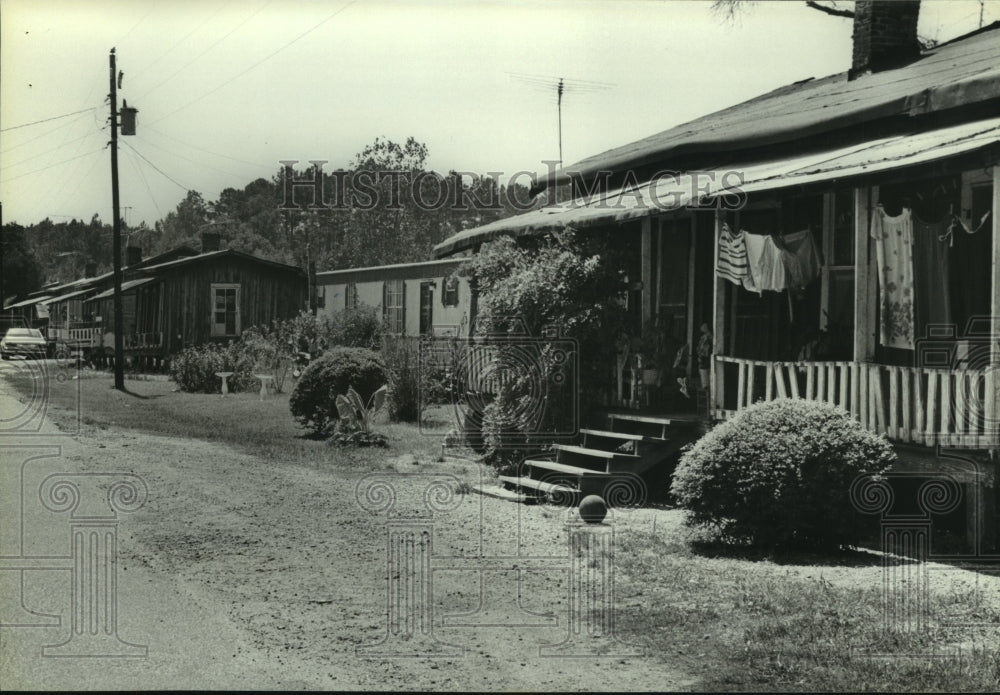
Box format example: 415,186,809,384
109,48,124,391
557,77,564,167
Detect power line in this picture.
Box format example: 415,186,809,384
0,147,105,184
149,0,356,126
120,139,190,192
1,107,98,133
131,0,234,82
136,0,270,102
0,110,93,155
124,147,163,219
142,124,267,168
1,130,101,171
132,131,257,180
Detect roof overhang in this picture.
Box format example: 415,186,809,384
86,277,156,301
4,295,54,309
434,116,1000,257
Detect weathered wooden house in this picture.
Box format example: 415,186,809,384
434,6,1000,546
3,236,306,362
86,246,307,359
316,258,472,337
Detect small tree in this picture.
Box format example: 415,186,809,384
462,232,629,468
670,398,896,551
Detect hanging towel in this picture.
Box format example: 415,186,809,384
742,231,787,293
781,229,821,290
871,206,915,350
716,224,748,285
912,213,952,340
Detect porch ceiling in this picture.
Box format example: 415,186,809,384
433,116,1000,258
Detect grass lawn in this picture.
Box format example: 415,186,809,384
5,364,451,468
6,363,999,691
614,525,1000,691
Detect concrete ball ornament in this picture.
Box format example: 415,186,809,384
578,495,608,524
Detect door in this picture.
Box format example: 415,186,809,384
419,282,434,336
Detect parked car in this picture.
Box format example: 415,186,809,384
1,327,47,359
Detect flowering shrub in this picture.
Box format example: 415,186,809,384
670,398,896,550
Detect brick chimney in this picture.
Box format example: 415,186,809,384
125,246,142,267
850,0,921,80
200,232,221,253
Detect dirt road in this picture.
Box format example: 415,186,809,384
0,374,695,690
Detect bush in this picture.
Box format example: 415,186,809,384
669,398,896,551
289,347,388,435
328,306,383,351
169,342,256,393
381,335,420,422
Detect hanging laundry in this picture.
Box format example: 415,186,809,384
871,205,915,350
716,223,748,285
912,213,952,338
742,231,788,294
780,229,821,290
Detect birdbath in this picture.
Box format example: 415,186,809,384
215,371,234,396
255,374,274,401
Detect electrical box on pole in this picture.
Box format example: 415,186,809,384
120,99,138,136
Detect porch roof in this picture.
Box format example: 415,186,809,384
39,287,96,305
532,23,1000,195
433,115,1000,257
4,294,54,309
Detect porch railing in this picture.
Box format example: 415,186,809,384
713,356,998,449
46,322,102,347
123,332,164,350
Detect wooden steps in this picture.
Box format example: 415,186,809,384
524,459,609,477
494,410,705,505
497,475,578,495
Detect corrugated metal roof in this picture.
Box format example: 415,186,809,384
5,295,54,309
317,257,467,284
138,248,304,275
40,287,99,304
86,277,156,301
434,116,1000,257
534,23,1000,194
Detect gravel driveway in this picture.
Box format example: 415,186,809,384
0,376,694,691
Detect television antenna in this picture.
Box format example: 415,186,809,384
507,72,615,166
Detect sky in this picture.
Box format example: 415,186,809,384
2,0,999,228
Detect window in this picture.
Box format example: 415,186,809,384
442,276,459,307
383,279,405,334
345,283,358,310
211,283,241,337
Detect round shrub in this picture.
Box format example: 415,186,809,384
669,398,896,551
289,347,387,435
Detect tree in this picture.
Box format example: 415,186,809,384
1,223,44,301
712,0,856,21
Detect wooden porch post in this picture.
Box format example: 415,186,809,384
990,165,1000,451
641,217,652,335
853,186,877,363
711,210,726,416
